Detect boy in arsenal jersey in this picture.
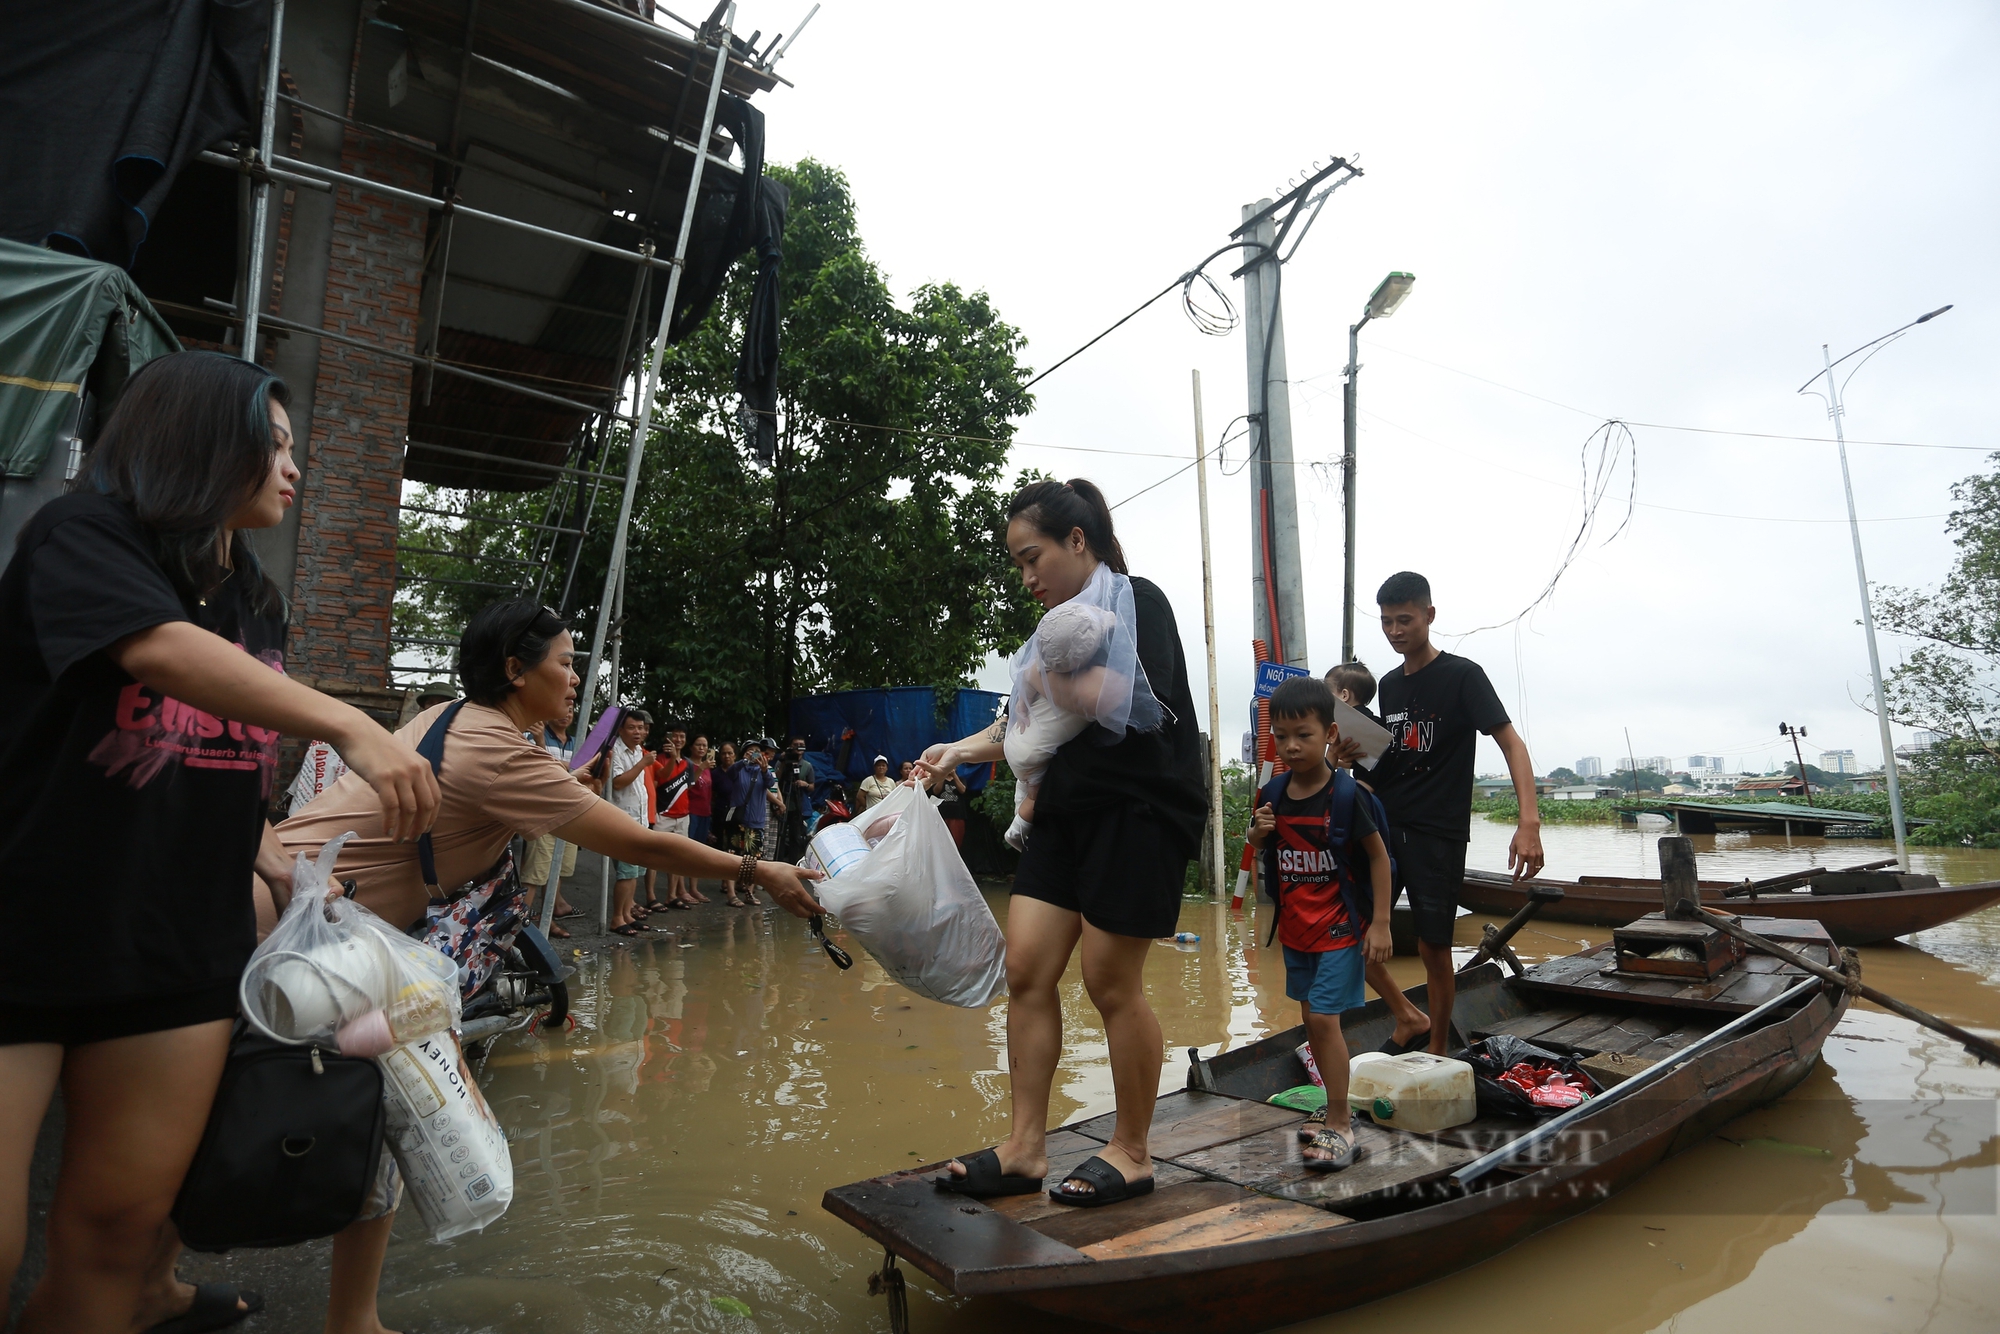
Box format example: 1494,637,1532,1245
1247,676,1394,1170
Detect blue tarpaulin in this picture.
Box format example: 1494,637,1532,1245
788,686,1005,797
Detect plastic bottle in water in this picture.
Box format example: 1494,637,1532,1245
1170,932,1200,944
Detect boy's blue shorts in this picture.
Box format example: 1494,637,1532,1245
1283,944,1365,1015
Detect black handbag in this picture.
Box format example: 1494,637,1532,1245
172,1027,386,1251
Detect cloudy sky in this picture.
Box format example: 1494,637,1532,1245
756,0,1996,776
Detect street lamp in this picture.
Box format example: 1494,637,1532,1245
1797,303,1952,872
1341,271,1416,661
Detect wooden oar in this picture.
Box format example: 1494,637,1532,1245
1721,857,1899,898
1697,907,2000,1066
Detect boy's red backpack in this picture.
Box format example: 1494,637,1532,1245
1256,768,1394,947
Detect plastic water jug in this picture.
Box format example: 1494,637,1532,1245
1348,1052,1476,1132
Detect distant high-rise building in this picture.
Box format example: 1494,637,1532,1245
1685,754,1720,773
1910,730,1943,751
1576,756,1603,778
1819,749,1856,775
1645,755,1670,773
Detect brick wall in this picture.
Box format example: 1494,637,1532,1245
289,125,429,689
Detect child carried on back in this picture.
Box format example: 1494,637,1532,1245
1246,675,1395,1171
1002,563,1161,850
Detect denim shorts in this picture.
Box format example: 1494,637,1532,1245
1283,943,1365,1015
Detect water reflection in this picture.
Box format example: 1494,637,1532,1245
375,824,2000,1333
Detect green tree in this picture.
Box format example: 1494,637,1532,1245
1877,454,2000,755
396,160,1042,739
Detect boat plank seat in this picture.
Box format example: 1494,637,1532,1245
1168,1117,1479,1210
1077,1192,1352,1260
1511,917,1834,1015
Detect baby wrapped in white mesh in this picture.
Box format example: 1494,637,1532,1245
1003,562,1163,849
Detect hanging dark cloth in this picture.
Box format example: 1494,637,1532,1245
734,177,787,463
0,0,269,269
665,94,787,463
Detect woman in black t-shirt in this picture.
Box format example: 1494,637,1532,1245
0,352,441,1331
921,479,1205,1208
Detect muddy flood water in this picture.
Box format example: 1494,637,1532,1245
374,821,2000,1333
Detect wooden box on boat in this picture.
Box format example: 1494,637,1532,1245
1609,913,1745,979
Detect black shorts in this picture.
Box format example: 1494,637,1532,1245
0,981,239,1047
1011,804,1187,938
1391,827,1466,947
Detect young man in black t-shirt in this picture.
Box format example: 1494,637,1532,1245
1367,571,1545,1055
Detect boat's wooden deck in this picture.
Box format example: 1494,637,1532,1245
826,1088,1490,1288
1511,916,1834,1014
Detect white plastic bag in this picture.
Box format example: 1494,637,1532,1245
814,783,1007,1007
241,835,508,1241
377,1030,514,1240
240,833,460,1046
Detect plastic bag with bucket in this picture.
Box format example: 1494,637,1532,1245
808,783,1007,1007
239,834,513,1240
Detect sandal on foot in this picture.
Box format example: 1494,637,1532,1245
145,1284,263,1334
611,923,645,936
933,1146,1043,1197
1303,1126,1357,1171
1297,1104,1328,1143
554,908,584,919
1050,1155,1154,1208
1378,1027,1431,1056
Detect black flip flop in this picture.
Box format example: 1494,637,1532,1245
554,908,584,920
1049,1155,1154,1208
145,1283,263,1334
932,1147,1043,1197
1377,1027,1431,1056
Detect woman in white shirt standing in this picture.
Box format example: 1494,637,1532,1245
856,754,897,812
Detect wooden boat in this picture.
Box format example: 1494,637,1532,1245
1459,867,2000,945
823,917,1849,1333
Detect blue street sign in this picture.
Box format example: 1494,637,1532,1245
1253,661,1310,699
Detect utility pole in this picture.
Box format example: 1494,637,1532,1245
1192,370,1226,903
1239,201,1308,671
1624,727,1639,799
1779,722,1814,806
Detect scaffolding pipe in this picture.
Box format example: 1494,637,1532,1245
265,153,682,272
257,313,632,419
547,6,736,932
240,0,286,358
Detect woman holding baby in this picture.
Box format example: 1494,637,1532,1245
918,478,1206,1207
